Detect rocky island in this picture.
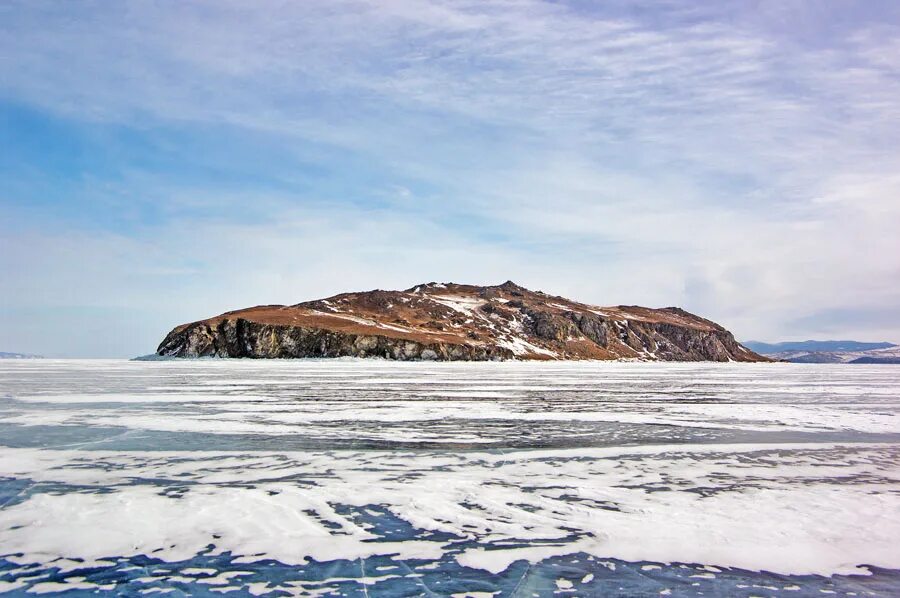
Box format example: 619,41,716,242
156,281,767,362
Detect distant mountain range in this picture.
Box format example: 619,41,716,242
743,340,896,353
157,281,768,362
743,340,900,364
0,352,43,359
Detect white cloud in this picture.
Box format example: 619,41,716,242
1,0,899,354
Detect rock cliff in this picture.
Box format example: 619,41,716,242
157,281,768,362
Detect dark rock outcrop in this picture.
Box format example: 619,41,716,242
157,318,513,361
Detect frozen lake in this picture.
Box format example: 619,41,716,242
1,360,899,596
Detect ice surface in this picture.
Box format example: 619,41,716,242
0,360,899,596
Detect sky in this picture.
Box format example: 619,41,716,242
1,0,900,357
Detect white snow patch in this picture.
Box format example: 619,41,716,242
547,303,573,311
497,336,558,358
429,295,485,317
0,441,894,580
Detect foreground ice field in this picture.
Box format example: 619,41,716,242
0,360,898,596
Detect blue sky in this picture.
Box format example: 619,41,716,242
2,0,900,357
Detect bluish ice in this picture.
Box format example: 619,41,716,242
1,360,898,596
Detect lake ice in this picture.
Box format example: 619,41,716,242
0,360,898,596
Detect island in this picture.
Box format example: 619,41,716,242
156,281,768,362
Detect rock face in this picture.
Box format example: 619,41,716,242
157,281,769,362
